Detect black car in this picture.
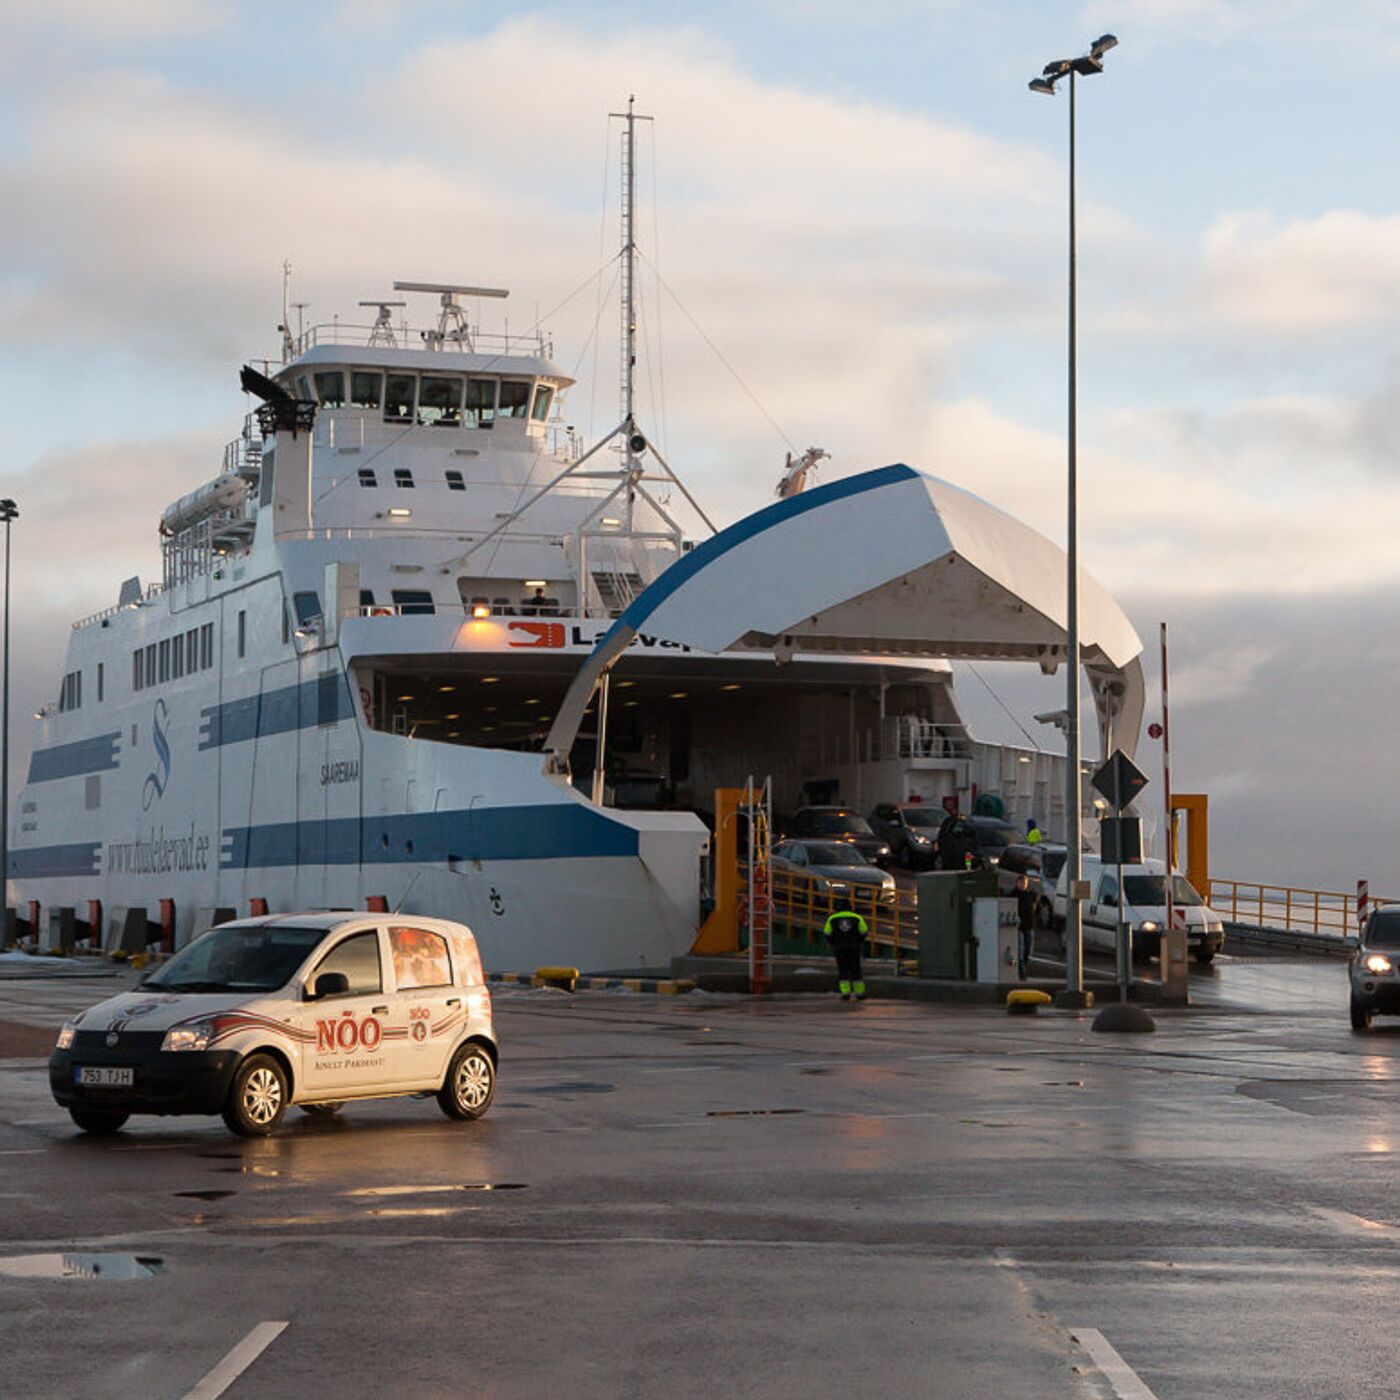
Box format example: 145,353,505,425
770,840,897,904
786,806,892,867
869,802,945,869
1349,907,1400,1031
962,815,1021,868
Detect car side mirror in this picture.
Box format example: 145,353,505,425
307,971,351,1001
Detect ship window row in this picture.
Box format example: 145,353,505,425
354,468,467,492
58,670,82,712
299,371,554,428
133,623,214,692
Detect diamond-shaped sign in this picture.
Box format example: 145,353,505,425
1091,749,1149,811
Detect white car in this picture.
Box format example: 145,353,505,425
50,913,497,1137
1052,856,1226,966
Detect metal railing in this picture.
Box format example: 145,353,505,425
72,581,164,630
291,322,553,361
758,865,920,958
1214,878,1394,941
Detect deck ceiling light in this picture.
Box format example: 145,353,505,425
396,693,414,701
616,680,635,688
721,683,741,691
601,517,622,527
445,712,460,720
668,691,687,699
524,579,547,588
388,506,412,518
438,684,456,692
482,676,499,683
471,604,491,619
523,698,540,705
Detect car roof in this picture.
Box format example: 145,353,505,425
215,911,472,935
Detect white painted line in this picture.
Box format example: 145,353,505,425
1070,1329,1157,1400
183,1321,288,1400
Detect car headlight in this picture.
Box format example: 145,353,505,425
1138,921,1160,933
161,1021,214,1052
1365,953,1393,975
910,833,930,845
55,1022,76,1050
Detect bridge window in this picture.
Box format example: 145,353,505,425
418,376,463,427
393,468,414,489
133,650,143,692
392,589,435,615
201,623,213,669
531,384,554,422
158,639,170,683
58,670,82,712
185,628,198,675
498,380,530,419
358,468,377,488
384,374,415,423
97,662,104,703
350,371,382,409
171,636,184,680
237,611,246,659
465,378,496,426
314,371,345,408
145,643,156,685
294,591,322,626
445,470,465,491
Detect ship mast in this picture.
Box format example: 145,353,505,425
616,95,647,529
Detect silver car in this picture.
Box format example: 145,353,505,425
771,839,897,904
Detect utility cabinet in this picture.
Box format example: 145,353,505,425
916,869,998,978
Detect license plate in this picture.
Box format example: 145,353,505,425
76,1066,134,1088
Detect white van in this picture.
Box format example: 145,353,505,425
49,912,497,1137
1053,856,1225,966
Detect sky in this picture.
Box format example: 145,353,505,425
1,0,1397,890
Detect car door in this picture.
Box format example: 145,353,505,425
386,924,461,1088
1087,873,1118,950
296,928,399,1096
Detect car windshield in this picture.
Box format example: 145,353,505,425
1040,850,1067,880
144,924,329,993
1366,911,1400,949
973,823,1018,849
902,809,941,828
807,812,874,836
1122,875,1203,907
802,842,872,866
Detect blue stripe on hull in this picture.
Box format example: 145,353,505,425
27,733,122,784
9,843,103,877
219,803,640,870
199,675,355,751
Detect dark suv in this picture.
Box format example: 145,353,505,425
869,803,945,869
1349,907,1400,1031
786,807,892,867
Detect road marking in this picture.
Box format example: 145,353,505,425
1070,1329,1157,1400
183,1322,288,1400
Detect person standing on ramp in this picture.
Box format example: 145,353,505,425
824,909,870,1000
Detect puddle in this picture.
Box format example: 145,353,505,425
197,1153,246,1161
346,1183,528,1197
0,1252,164,1281
686,1040,743,1047
707,1109,805,1118
521,1081,615,1095
1042,1081,1085,1088
175,1190,236,1202
368,1207,482,1219
217,1165,281,1177
800,1068,832,1076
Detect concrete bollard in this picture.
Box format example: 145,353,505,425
47,907,77,954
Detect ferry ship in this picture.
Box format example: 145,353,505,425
7,112,1136,971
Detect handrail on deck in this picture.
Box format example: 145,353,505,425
1214,877,1393,940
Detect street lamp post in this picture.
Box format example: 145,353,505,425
0,498,16,923
1029,35,1117,1008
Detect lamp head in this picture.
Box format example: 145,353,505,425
1089,33,1118,59
1042,58,1072,78
1028,76,1058,95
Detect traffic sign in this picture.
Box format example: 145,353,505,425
1091,749,1149,811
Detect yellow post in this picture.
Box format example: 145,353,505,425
692,787,745,954
1170,793,1209,902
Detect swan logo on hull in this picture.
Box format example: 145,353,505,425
142,699,171,812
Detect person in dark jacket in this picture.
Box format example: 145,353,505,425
824,909,869,1000
1015,874,1037,979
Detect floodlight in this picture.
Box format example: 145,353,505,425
1029,77,1057,95
1090,34,1118,59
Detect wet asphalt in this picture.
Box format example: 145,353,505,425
0,952,1393,1399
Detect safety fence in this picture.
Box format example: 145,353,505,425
1212,879,1394,941
754,866,921,958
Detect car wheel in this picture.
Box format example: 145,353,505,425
438,1042,495,1121
1351,996,1373,1033
298,1102,344,1118
69,1107,129,1135
1194,948,1216,966
222,1054,289,1137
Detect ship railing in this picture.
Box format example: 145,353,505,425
351,600,568,620
290,322,553,361
1213,878,1394,941
893,716,976,761
72,582,164,630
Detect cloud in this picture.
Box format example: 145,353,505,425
0,0,223,38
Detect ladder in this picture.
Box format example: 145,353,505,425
744,775,773,996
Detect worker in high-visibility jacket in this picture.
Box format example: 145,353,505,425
824,909,870,1001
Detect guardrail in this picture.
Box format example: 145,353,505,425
758,865,920,958
1213,878,1394,941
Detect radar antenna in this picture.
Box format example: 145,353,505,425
359,299,406,347
776,447,830,499
393,280,509,351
